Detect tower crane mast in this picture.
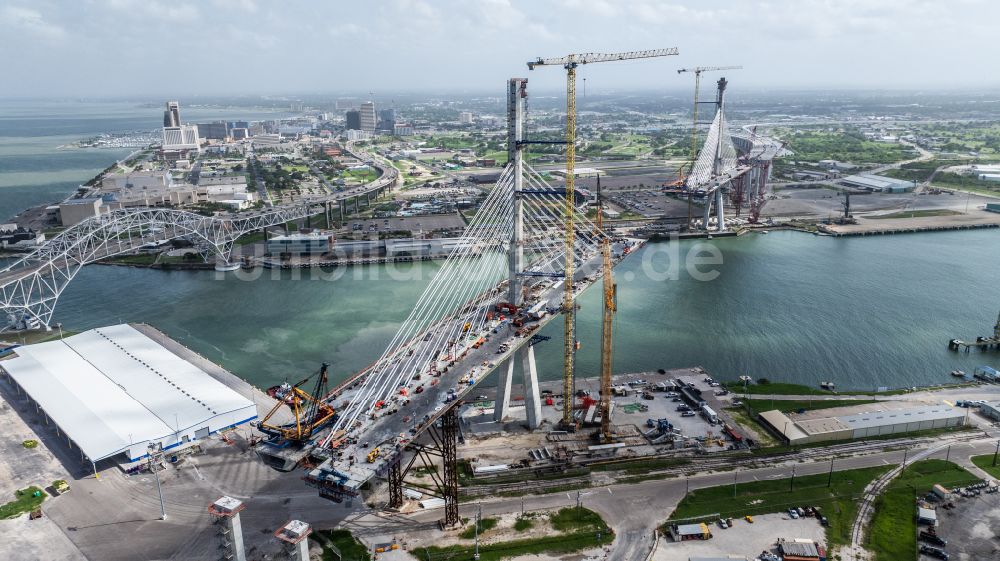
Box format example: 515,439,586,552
595,175,616,442
528,48,679,428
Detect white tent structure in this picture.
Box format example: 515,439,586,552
0,324,256,463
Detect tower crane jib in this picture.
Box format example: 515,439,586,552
528,48,679,427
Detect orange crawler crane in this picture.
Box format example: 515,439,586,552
259,363,336,442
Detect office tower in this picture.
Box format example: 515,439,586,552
360,101,376,133
163,101,180,127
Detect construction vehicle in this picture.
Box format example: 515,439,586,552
366,447,380,463
528,49,679,428
495,302,518,315
258,363,336,442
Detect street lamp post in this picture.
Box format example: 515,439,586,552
474,503,481,561
148,444,166,521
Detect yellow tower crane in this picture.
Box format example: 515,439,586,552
528,49,679,427
594,175,617,442
676,66,742,226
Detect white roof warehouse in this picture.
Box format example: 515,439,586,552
0,324,256,463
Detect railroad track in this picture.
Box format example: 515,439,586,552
845,440,953,561
461,433,984,498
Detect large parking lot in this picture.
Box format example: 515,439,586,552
925,490,1000,561
346,213,467,236
606,187,691,219
654,512,826,561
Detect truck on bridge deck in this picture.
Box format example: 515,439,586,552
294,239,646,499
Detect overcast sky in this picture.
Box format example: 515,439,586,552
1,0,997,98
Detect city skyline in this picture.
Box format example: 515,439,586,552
0,0,997,97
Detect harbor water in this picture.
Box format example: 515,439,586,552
3,99,999,392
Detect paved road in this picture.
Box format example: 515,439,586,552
347,432,1000,560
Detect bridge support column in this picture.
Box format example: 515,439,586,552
702,191,713,232
366,192,371,206
339,200,345,222
354,197,359,213
440,407,460,529
522,345,542,430
210,241,237,271
715,187,726,232
493,357,515,422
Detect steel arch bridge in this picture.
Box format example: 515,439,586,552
0,205,315,330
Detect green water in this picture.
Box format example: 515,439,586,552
4,100,996,392
48,229,1000,391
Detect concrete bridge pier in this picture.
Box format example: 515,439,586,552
522,345,542,430
493,359,515,422
493,345,542,430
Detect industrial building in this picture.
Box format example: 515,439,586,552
977,401,1000,421
760,404,966,445
0,324,257,464
669,522,712,541
267,235,474,258
58,197,103,226
778,539,823,561
838,173,914,193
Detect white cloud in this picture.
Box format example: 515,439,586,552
0,5,66,40
329,23,363,37
104,0,200,23
212,0,258,14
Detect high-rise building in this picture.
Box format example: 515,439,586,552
360,101,377,133
377,108,396,132
459,111,474,125
345,110,361,131
163,101,180,127
197,121,229,141
162,125,200,152
228,120,249,130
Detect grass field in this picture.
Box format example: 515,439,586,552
104,253,159,265
970,454,1000,478
743,398,878,414
459,517,498,539
0,487,46,519
783,130,917,164
514,516,534,532
868,460,979,561
666,466,889,550
724,381,833,395
235,231,267,245
415,507,612,561
310,529,370,561
876,209,963,219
